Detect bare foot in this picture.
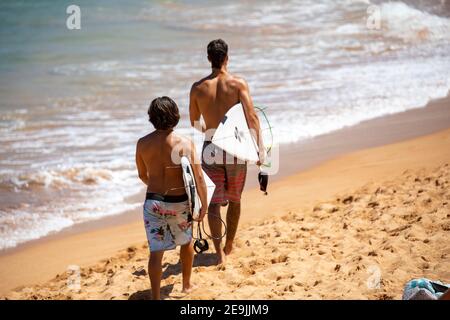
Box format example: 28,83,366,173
215,250,226,265
223,241,233,255
182,283,197,294
215,263,226,271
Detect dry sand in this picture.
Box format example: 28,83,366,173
2,127,449,300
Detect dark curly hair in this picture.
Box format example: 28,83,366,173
148,96,180,130
207,39,228,69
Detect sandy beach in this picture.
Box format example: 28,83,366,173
2,0,450,303
1,94,449,299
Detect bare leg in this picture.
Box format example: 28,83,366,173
207,203,225,264
180,241,194,292
148,250,164,300
223,201,240,255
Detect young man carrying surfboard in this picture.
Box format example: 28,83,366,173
189,39,265,265
136,96,208,299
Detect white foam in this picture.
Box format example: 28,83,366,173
0,200,143,250
0,211,74,251
379,2,450,42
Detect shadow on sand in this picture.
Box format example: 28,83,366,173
128,284,174,300
162,252,218,279
128,253,217,300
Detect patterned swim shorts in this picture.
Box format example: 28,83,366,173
143,193,192,252
201,141,247,204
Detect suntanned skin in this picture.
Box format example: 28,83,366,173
136,128,207,300
189,57,263,149
189,55,264,264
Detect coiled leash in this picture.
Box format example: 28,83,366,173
192,212,227,254
193,221,209,253
194,222,209,253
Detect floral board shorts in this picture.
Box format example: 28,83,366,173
143,193,193,252
202,141,247,204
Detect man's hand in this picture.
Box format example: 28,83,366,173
256,146,266,166
193,206,207,222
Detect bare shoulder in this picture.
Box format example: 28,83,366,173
173,132,193,147
190,81,201,95
171,133,195,158
137,132,154,147
228,74,248,90
191,75,212,94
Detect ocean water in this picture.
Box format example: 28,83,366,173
1,0,450,250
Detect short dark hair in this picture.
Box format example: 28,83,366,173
207,39,228,68
148,96,180,130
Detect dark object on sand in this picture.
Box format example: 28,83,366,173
193,222,209,254
258,171,269,195
194,238,209,254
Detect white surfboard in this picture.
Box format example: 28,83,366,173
202,170,215,207
211,103,260,162
180,156,215,219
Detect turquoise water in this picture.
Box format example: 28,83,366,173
1,0,450,249
0,0,194,105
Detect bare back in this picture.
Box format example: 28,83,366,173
190,67,264,161
191,72,243,131
136,131,189,196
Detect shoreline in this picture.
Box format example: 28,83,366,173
0,94,449,295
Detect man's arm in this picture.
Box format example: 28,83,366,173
189,85,206,133
238,79,265,164
135,140,149,186
189,140,208,221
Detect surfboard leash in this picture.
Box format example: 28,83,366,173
255,105,274,155
193,221,209,253
192,212,227,241
192,212,227,254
